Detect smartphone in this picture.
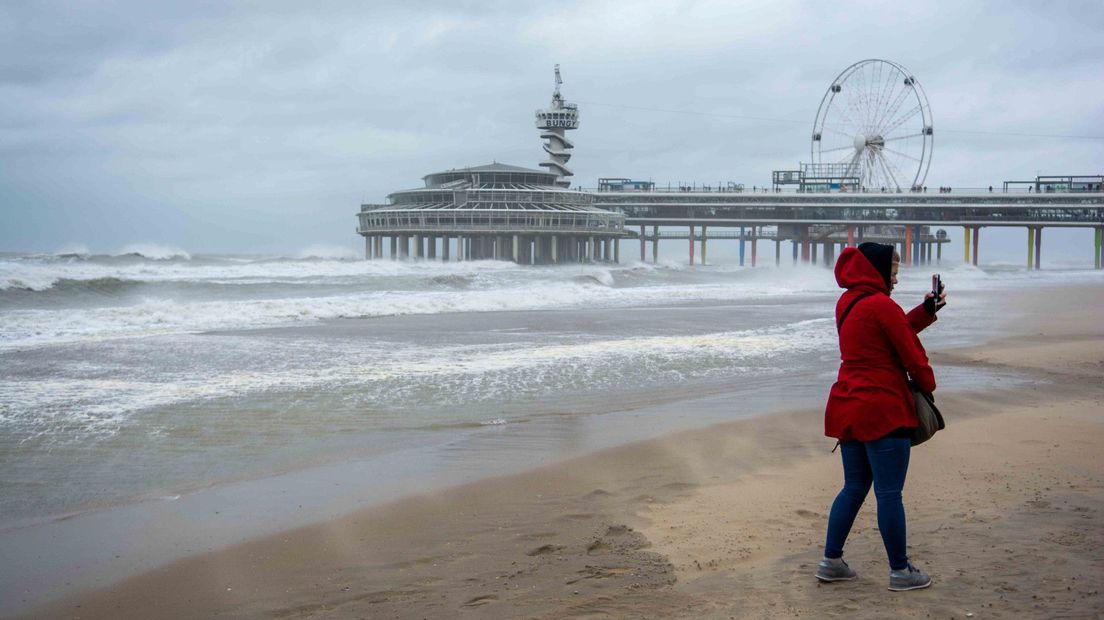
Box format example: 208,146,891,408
931,274,942,298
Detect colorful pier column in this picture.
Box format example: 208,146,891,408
1096,228,1103,269
963,227,970,265
1034,227,1042,270
1027,228,1035,269
903,226,913,266
847,225,855,247
689,225,695,266
751,226,758,267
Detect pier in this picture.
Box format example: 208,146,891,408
591,189,1104,268
357,65,1103,269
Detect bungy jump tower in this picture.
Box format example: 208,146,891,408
357,65,625,264
536,64,578,188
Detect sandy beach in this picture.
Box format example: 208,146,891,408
22,284,1104,619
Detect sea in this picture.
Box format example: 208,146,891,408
1,244,1100,613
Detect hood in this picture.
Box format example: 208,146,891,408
834,246,890,294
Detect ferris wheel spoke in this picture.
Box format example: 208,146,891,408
848,66,868,130
872,67,897,129
883,151,914,189
881,104,923,137
875,152,901,190
881,146,922,163
822,126,856,140
836,103,865,133
846,149,863,179
820,144,857,155
865,63,882,130
840,87,868,132
885,152,915,185
873,84,913,135
867,151,882,188
835,148,858,165
882,131,924,144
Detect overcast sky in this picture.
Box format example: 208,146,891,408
2,0,1102,255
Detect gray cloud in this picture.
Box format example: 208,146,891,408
1,0,1101,254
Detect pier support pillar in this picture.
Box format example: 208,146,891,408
376,236,383,260
847,225,855,247
652,226,659,263
936,239,942,264
701,226,708,266
963,227,971,265
792,239,799,265
1027,227,1035,270
428,236,437,260
590,236,598,262
1034,227,1042,270
551,235,558,263
903,226,913,266
811,241,818,264
1096,228,1103,269
689,225,695,266
614,238,620,264
857,225,865,243
775,239,781,266
442,236,450,261
512,235,519,263
751,226,758,267
738,227,746,266
972,227,980,266
364,235,371,260
640,225,646,261
390,236,397,260
399,235,409,259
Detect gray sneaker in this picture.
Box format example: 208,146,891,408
815,557,857,582
888,563,932,591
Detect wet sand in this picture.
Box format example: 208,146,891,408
22,284,1104,619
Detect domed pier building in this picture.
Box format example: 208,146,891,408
357,66,626,264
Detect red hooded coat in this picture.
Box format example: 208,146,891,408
824,247,937,442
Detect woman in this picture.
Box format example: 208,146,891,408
815,242,946,591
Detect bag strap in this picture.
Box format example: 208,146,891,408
836,292,875,331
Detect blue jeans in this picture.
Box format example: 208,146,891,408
823,436,911,570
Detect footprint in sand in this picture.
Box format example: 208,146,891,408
463,594,498,607
526,544,566,556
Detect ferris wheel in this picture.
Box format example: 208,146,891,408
812,59,933,191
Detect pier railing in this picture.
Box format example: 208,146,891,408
592,193,1104,227
357,208,626,236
